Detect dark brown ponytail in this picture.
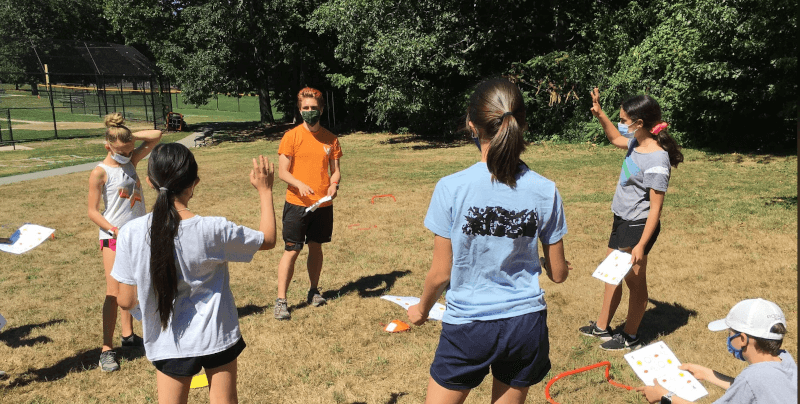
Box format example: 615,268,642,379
146,143,198,330
466,79,528,188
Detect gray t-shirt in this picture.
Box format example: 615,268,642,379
714,351,797,404
111,214,263,362
611,139,671,221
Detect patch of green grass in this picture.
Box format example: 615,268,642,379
0,132,188,177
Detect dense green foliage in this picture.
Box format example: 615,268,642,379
511,0,797,150
1,0,795,150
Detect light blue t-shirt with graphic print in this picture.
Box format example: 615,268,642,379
424,162,567,325
611,138,671,221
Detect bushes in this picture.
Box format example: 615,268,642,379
511,0,796,151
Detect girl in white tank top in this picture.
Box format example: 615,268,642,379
87,113,162,372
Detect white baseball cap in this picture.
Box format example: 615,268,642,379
708,298,786,340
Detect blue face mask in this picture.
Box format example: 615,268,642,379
473,135,481,151
727,332,747,361
617,122,636,139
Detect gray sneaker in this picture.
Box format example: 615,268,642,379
99,350,120,372
307,288,327,307
274,298,291,320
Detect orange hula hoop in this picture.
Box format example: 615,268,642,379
544,361,632,404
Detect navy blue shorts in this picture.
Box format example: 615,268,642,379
152,338,246,378
430,310,551,390
608,214,660,255
282,202,334,251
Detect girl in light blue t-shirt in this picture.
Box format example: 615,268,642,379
407,79,572,404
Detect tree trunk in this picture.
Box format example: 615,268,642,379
30,82,39,96
257,79,275,125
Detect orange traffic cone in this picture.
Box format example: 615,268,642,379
383,320,410,333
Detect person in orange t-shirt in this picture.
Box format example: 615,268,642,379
274,87,342,320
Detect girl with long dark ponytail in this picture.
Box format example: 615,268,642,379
110,143,277,403
407,79,572,404
579,88,682,351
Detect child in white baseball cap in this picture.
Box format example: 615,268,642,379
636,298,797,404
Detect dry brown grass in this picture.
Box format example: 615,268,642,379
0,133,795,404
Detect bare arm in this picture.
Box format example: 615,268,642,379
541,239,571,283
87,167,117,237
278,154,314,196
630,189,664,265
130,129,163,166
590,87,628,149
117,283,137,310
326,158,340,198
249,156,277,250
408,236,452,325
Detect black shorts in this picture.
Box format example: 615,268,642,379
282,202,333,251
608,214,660,255
430,311,551,389
152,338,246,378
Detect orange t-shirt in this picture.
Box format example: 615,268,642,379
278,124,343,207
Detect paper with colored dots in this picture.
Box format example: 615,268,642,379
624,341,708,401
0,224,55,255
591,249,633,285
380,295,446,321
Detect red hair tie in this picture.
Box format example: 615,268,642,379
651,122,668,135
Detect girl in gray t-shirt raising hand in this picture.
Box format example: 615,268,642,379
111,143,277,403
578,89,684,351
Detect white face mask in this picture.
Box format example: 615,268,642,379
111,153,131,164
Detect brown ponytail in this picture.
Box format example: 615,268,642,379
466,79,528,188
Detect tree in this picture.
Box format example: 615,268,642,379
511,0,797,151
309,0,556,136
107,0,329,126
0,0,120,93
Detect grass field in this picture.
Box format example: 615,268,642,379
0,133,796,404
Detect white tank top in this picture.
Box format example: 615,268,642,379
98,162,146,240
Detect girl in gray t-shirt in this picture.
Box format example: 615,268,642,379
578,89,684,351
111,143,277,403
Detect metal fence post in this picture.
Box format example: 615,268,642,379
7,108,14,141
119,80,126,118
45,64,58,139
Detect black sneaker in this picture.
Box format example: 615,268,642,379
121,333,144,347
578,321,612,342
307,288,326,307
600,333,641,351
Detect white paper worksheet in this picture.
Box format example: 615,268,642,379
592,249,633,285
624,341,708,402
380,295,446,321
0,224,55,255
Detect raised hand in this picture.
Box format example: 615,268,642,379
590,87,603,117
250,155,274,191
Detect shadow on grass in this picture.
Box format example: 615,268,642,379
191,121,295,144
635,299,698,344
763,195,797,208
3,346,145,389
290,270,412,312
237,303,269,318
0,319,65,348
351,392,408,404
379,135,466,150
